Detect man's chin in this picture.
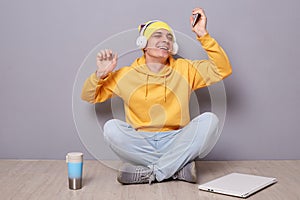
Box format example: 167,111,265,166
157,49,171,57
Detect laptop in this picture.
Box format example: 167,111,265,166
198,173,277,198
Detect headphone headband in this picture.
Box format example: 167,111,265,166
139,20,160,37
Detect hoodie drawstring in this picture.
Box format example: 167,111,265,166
164,75,167,102
145,74,149,100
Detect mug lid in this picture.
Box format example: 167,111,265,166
66,152,83,163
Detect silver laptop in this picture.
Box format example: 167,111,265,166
198,173,277,198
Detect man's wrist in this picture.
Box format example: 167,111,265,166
196,30,208,38
96,71,108,79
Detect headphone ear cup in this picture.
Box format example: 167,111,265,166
136,36,148,49
172,42,179,55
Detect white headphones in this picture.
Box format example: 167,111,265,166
136,20,179,55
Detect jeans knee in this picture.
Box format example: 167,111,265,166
103,119,115,131
191,112,220,136
103,119,134,147
194,112,219,124
205,112,219,127
103,119,120,140
202,112,218,120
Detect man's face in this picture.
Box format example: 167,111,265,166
144,29,174,59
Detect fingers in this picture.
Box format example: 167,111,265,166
96,49,118,79
190,7,208,37
189,16,194,24
192,7,206,16
113,52,118,62
97,49,116,61
191,7,206,24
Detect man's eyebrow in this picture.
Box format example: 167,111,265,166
153,31,163,35
153,31,173,37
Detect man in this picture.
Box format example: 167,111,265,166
81,7,232,184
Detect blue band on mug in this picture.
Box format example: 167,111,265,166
68,162,83,178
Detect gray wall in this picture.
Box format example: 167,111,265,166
1,0,299,160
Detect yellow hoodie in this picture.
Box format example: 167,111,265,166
81,33,232,132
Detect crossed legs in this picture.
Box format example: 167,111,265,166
103,112,220,182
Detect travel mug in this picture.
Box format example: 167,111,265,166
66,152,83,190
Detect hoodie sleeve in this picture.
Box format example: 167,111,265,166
189,33,232,90
81,72,115,104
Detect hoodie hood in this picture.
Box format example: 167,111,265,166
130,55,175,102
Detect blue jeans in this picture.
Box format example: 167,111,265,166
103,112,220,182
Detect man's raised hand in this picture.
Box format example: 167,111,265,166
96,49,118,79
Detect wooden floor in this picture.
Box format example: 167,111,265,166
0,160,299,200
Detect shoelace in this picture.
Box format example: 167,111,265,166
172,165,187,180
133,166,155,184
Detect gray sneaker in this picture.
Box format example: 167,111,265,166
117,163,156,185
172,161,197,183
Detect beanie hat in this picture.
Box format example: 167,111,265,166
138,20,173,40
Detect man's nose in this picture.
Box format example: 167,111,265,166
161,35,170,43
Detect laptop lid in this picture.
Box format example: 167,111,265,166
198,173,277,198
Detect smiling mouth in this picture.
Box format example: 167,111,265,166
157,46,170,51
